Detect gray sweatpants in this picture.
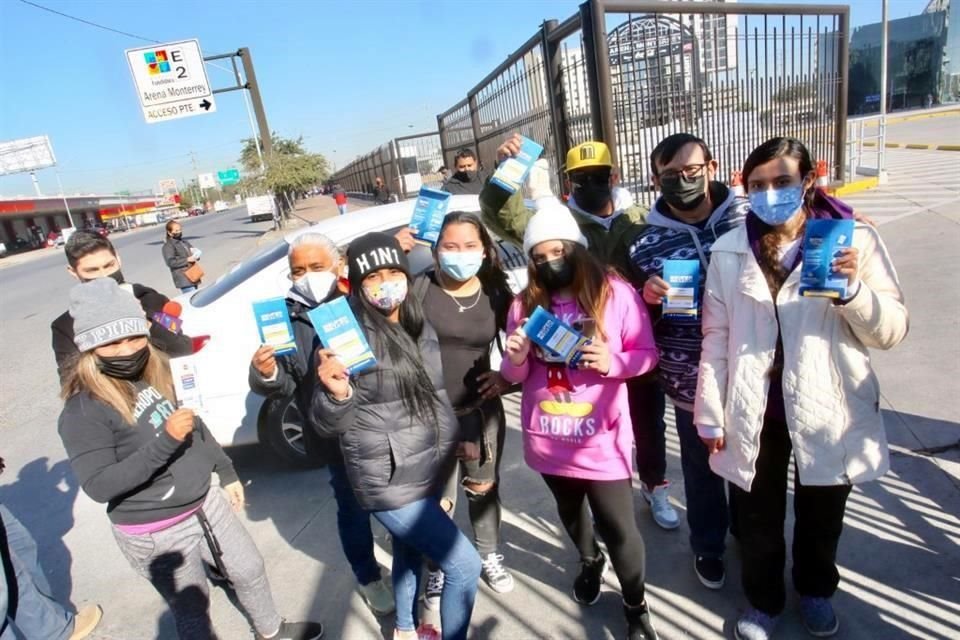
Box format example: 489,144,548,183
112,488,281,639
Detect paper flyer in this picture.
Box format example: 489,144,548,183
306,297,377,375
409,187,452,245
170,354,203,410
662,259,700,318
252,297,297,355
490,136,544,194
800,219,855,299
523,305,591,368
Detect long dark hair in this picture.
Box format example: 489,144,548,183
435,211,514,332
742,136,815,296
352,277,438,426
521,241,613,340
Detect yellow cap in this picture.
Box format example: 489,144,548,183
565,141,613,173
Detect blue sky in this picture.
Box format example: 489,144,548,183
0,0,932,197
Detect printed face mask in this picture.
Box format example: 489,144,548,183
362,278,408,311
97,345,150,380
437,251,484,282
293,270,337,304
660,174,707,211
535,257,575,291
749,185,805,225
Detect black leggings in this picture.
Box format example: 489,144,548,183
541,474,646,606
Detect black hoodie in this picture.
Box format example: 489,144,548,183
441,169,489,196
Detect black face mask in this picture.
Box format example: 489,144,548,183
97,346,150,380
170,232,182,240
454,170,475,182
81,269,124,285
573,184,612,215
660,174,707,211
536,257,575,291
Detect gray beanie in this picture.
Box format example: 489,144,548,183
69,278,149,351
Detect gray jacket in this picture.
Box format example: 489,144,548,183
311,306,458,511
162,237,197,289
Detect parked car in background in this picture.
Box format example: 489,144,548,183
187,206,205,217
177,194,527,465
214,200,230,212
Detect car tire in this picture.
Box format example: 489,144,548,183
257,395,322,468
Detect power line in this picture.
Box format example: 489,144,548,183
17,0,160,44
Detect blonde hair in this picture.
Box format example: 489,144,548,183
61,344,175,424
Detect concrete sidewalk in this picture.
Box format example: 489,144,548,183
258,195,371,247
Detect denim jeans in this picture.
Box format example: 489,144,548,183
327,463,382,585
372,497,481,640
674,407,728,558
180,286,197,294
0,505,74,640
338,204,348,216
629,377,667,489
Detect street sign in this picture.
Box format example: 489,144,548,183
198,173,217,189
217,168,240,186
125,39,217,124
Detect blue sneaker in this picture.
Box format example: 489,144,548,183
734,608,779,640
799,597,839,637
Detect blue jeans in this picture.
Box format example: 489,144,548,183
372,497,481,640
337,204,348,216
327,463,381,585
180,286,197,293
0,505,74,640
675,407,728,558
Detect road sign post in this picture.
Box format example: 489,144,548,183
126,39,217,124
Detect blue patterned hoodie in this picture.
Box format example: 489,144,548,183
628,182,749,410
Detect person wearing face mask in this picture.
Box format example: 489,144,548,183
627,133,752,588
312,233,481,640
162,220,202,293
410,212,517,610
501,203,660,640
695,137,908,640
57,278,325,640
247,233,395,617
441,148,489,196
51,231,193,384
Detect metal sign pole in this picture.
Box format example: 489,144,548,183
54,170,75,228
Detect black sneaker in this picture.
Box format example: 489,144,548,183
573,551,606,605
256,620,325,640
624,601,659,640
694,555,725,590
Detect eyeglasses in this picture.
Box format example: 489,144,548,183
568,170,611,188
658,163,708,184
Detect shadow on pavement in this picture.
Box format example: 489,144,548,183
0,457,77,605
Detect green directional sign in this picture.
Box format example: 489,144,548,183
217,168,240,186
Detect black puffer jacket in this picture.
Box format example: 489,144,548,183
311,305,458,511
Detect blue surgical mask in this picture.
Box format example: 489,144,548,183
362,278,408,311
749,185,805,225
437,251,484,282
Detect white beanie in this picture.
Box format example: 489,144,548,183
522,198,589,256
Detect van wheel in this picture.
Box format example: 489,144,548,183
258,396,320,468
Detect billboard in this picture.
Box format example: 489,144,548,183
0,136,57,177
158,178,178,194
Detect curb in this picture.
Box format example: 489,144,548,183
828,176,880,198
854,106,960,126
862,142,960,151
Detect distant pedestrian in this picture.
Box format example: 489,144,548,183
58,279,324,640
696,137,909,640
372,177,390,205
162,221,202,294
0,457,103,640
334,186,349,216
441,148,489,196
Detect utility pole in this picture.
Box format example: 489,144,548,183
190,151,207,200
878,0,889,184
205,47,272,171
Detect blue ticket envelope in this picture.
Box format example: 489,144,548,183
800,219,855,299
307,297,377,375
409,187,451,245
662,259,700,318
252,298,297,355
490,136,544,194
523,305,591,368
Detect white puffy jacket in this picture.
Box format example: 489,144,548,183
694,222,909,490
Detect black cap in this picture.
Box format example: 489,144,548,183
347,232,410,291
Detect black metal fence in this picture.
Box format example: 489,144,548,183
335,1,850,208
331,132,444,199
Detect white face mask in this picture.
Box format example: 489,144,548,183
292,270,337,304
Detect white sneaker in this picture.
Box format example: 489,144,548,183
641,482,680,530
480,552,515,594
422,569,444,611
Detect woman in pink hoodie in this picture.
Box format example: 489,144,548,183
501,203,660,640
